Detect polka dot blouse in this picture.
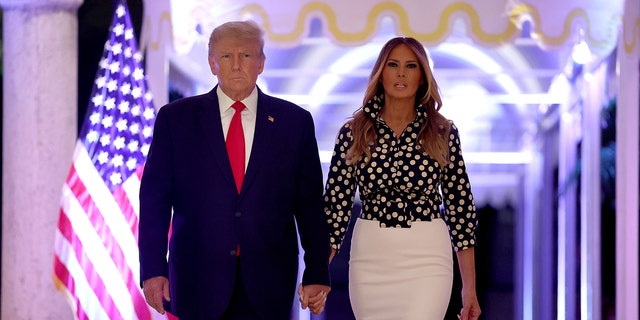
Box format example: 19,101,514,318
323,94,478,252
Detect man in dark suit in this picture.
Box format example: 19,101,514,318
139,20,331,319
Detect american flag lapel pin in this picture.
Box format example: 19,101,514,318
267,115,274,122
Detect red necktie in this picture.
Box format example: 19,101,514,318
226,101,246,194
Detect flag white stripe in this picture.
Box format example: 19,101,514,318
122,172,141,218
121,175,142,284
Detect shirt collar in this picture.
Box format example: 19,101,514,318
217,86,258,115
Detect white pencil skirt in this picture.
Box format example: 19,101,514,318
348,218,454,320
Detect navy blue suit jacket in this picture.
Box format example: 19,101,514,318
139,87,331,319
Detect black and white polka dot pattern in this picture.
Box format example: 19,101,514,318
324,94,477,251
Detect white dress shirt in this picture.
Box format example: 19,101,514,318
218,86,257,171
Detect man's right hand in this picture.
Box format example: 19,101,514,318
142,276,171,315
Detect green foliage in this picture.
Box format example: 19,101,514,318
599,99,617,208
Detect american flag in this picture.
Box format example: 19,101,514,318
53,1,173,319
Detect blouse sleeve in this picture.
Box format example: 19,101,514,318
441,121,478,251
323,123,358,250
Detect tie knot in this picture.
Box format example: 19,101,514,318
232,101,246,112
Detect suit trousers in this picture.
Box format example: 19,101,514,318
220,260,260,320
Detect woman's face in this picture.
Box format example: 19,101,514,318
380,44,424,103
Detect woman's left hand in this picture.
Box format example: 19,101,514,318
458,289,481,320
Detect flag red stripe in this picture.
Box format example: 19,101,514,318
66,164,152,320
53,256,90,320
57,210,125,320
113,184,140,238
136,165,144,179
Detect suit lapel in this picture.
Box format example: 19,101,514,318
240,91,274,197
198,88,236,191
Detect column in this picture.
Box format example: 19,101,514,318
1,0,81,319
616,0,639,317
142,0,171,108
556,73,579,320
581,63,605,320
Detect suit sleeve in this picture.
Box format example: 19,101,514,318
138,105,174,286
294,111,332,286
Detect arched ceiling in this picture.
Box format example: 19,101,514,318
160,0,623,54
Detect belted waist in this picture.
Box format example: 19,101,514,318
359,192,443,228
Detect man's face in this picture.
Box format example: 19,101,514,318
208,38,265,101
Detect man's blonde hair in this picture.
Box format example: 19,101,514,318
208,20,265,57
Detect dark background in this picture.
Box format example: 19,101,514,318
78,0,143,134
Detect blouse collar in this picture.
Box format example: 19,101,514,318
362,92,429,124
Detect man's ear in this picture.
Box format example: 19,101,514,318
257,56,265,75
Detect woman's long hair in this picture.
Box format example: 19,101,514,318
346,37,451,167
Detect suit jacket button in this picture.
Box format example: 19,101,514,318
235,211,242,217
230,249,237,256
